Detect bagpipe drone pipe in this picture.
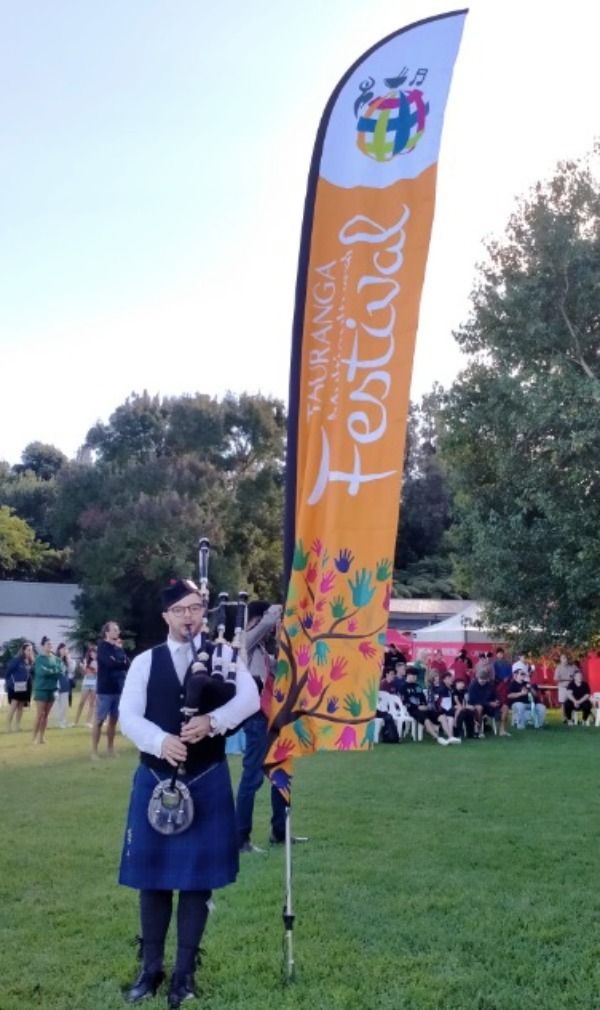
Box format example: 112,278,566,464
183,537,248,715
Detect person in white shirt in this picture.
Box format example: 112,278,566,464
118,578,259,1008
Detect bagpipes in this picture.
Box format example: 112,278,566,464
184,537,248,713
148,537,248,836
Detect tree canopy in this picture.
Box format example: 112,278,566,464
393,390,461,599
439,148,600,648
0,506,57,579
49,391,286,648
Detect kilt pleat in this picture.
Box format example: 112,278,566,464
118,761,239,891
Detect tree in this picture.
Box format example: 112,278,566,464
393,390,460,598
0,506,59,579
439,148,600,648
52,391,287,648
16,442,67,480
0,469,60,546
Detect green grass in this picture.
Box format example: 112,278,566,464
1,709,600,1010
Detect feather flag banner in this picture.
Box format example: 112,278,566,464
265,11,467,799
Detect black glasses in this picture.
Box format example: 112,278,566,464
168,603,203,617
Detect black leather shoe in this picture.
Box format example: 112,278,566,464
167,972,197,1008
125,969,165,1003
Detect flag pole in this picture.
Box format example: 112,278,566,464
283,804,295,981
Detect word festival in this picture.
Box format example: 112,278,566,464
307,206,411,505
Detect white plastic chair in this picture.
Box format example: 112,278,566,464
387,694,423,741
592,693,600,728
373,692,391,745
373,718,385,744
377,691,391,714
0,678,6,709
481,713,498,736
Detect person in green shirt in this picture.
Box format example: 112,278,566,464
32,637,62,744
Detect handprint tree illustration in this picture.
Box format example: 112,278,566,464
264,538,392,798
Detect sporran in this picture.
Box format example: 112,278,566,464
147,778,194,836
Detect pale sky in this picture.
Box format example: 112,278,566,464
1,0,598,463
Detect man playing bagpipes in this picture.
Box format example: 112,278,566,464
118,576,259,1007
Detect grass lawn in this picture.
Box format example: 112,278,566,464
1,708,600,1010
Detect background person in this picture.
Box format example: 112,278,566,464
379,667,401,695
434,669,460,741
522,673,546,728
235,600,293,852
564,669,592,725
452,648,473,683
554,653,575,720
32,637,62,744
399,667,457,746
467,669,510,737
53,643,72,728
430,649,448,676
74,645,97,726
5,641,34,731
92,621,129,759
507,670,546,729
452,676,476,739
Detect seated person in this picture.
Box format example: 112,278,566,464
507,670,546,729
452,677,476,739
467,670,510,737
433,670,461,742
379,668,401,695
564,669,592,725
394,661,407,681
398,668,458,746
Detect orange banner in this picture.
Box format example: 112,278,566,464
265,12,467,798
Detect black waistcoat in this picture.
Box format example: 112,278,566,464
140,643,225,776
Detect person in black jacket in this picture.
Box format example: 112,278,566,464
564,669,592,725
5,641,34,731
398,667,457,745
91,620,129,759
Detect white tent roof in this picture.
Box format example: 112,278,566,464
412,602,499,643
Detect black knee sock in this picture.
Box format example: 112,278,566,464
140,889,173,972
175,890,212,975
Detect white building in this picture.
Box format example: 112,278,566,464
0,581,80,650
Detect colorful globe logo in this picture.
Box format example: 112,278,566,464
356,88,429,162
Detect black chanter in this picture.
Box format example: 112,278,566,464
147,537,248,835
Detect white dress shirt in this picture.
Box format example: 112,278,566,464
119,635,259,758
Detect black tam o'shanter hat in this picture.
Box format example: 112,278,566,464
160,578,201,611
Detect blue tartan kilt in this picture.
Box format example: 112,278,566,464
119,761,239,891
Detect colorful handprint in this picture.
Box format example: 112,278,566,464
348,569,376,607
307,668,324,698
335,726,358,751
314,641,330,666
293,541,309,571
334,548,355,573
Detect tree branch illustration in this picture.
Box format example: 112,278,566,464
294,711,373,726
